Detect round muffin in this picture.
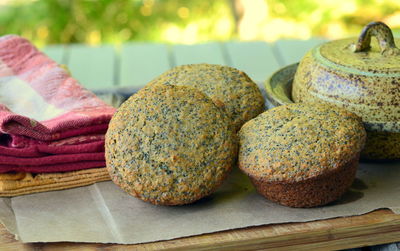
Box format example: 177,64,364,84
147,63,265,131
238,103,366,208
105,84,237,205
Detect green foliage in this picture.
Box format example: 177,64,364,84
0,0,234,45
266,0,400,38
1,0,399,46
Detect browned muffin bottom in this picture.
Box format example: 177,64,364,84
105,84,237,205
238,103,366,208
147,63,265,131
250,155,359,207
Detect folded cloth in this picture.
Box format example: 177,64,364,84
0,167,110,196
0,35,115,143
0,35,116,173
0,135,105,157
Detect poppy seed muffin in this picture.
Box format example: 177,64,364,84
105,84,237,205
238,103,366,208
147,63,265,131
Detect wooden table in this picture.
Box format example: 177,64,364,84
1,209,399,250
41,38,327,91
1,39,400,250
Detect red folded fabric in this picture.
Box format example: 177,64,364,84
7,124,108,148
0,35,116,173
0,152,104,165
0,140,105,157
0,35,115,142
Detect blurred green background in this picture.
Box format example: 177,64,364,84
1,0,400,47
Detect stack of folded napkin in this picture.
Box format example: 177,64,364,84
0,35,115,196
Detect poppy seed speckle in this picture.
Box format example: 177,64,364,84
147,63,265,131
105,84,238,205
238,102,366,207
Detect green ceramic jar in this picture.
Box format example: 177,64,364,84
292,21,400,160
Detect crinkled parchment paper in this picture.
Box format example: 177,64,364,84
0,161,399,244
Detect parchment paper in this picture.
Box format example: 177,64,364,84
0,161,399,244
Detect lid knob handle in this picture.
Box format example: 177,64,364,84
353,21,400,56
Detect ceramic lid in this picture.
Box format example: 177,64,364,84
314,22,400,74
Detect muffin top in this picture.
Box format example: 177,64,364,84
147,63,265,131
105,84,237,205
238,103,366,182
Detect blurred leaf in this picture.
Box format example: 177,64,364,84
1,0,399,46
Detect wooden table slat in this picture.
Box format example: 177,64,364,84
66,45,116,90
274,38,328,66
172,42,226,66
224,41,280,84
42,45,66,65
119,43,171,88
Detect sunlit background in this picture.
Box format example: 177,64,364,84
1,0,400,47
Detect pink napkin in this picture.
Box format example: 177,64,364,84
0,35,116,173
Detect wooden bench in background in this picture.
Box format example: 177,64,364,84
41,39,327,91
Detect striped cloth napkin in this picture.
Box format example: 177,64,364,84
0,35,116,195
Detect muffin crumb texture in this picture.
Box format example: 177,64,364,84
148,63,265,131
238,102,366,207
105,84,237,205
239,103,366,182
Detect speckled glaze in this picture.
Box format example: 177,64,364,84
105,84,237,205
264,63,297,107
292,22,400,160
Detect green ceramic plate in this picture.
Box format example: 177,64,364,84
264,63,297,108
